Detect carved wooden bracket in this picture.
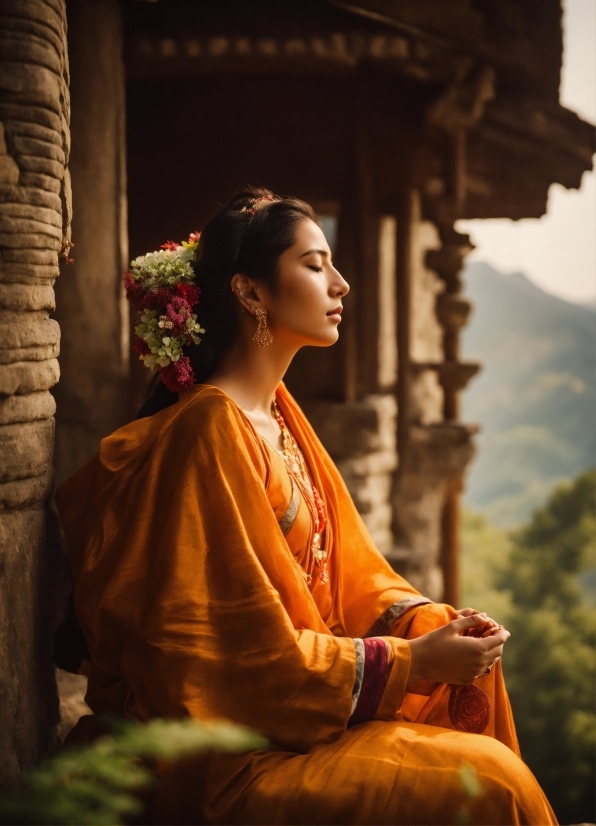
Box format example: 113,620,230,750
410,360,481,393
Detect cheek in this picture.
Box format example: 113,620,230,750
278,272,325,311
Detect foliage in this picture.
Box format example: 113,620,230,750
461,509,513,624
462,469,596,824
0,718,266,826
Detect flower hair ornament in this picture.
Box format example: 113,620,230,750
124,232,204,393
239,195,278,216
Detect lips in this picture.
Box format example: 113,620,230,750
327,306,343,316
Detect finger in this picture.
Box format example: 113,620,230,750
467,623,495,638
448,614,488,634
481,624,504,637
456,607,479,617
483,646,504,664
481,629,510,650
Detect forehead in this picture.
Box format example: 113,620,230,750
292,218,329,252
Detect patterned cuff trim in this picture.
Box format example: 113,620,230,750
364,597,433,638
351,638,365,714
348,637,391,726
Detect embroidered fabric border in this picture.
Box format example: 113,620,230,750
278,476,300,536
348,638,391,726
364,597,433,638
351,639,365,714
448,685,491,733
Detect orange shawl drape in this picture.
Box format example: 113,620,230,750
56,383,556,825
56,383,419,750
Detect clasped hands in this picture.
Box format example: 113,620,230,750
407,607,510,687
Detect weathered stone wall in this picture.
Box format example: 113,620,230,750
302,394,397,554
0,0,70,785
53,0,129,484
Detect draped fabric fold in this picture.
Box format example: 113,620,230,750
56,383,556,825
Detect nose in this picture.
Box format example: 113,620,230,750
330,266,350,297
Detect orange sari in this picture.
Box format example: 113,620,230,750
56,383,556,825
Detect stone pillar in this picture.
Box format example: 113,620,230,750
302,394,397,554
388,190,479,601
53,0,129,484
390,65,493,603
428,223,479,606
0,0,70,784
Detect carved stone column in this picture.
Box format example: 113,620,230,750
417,63,494,606
427,225,479,606
0,0,70,784
53,0,129,483
391,190,478,600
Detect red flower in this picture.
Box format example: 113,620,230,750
139,287,173,310
124,272,145,308
175,283,200,305
160,356,195,392
160,240,179,251
132,336,150,356
188,231,201,244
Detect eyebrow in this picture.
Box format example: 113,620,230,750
299,248,330,258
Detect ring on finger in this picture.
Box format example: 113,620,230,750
482,657,499,676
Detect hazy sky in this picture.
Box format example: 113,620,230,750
456,0,596,304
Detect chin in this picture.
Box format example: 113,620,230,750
309,329,340,347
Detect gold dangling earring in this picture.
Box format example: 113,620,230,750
252,307,273,346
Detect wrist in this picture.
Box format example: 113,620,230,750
407,638,424,685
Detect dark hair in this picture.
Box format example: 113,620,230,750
136,188,318,418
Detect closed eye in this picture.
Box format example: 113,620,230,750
308,265,323,272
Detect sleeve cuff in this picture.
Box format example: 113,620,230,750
348,636,411,726
374,637,411,721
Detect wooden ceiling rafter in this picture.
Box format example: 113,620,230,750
123,0,595,220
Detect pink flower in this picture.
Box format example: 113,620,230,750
188,231,201,244
160,356,195,392
165,297,192,335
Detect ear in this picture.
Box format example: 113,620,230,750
230,274,263,315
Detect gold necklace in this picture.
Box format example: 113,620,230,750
272,399,329,585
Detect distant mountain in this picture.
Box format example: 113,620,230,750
461,262,596,526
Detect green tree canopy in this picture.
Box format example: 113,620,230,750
497,470,595,824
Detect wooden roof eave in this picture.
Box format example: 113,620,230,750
463,97,595,219
325,0,562,100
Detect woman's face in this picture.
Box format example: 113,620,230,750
264,218,350,348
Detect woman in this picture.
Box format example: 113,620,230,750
56,190,556,825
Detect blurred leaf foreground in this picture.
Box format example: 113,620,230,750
0,718,266,826
463,469,596,824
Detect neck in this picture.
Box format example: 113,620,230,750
206,332,298,416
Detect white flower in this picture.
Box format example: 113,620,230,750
176,246,194,263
